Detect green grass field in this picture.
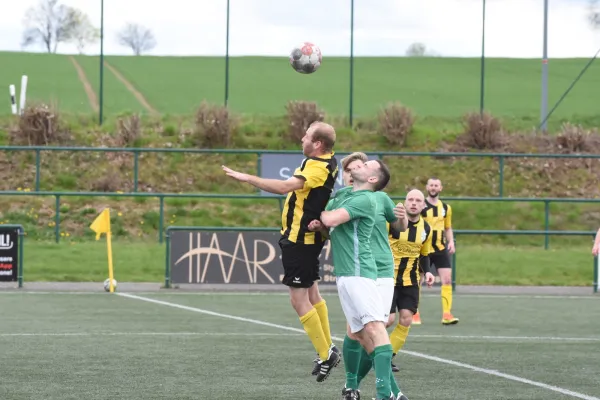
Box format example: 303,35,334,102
3,52,600,126
1,291,599,399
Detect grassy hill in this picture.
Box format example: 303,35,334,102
3,52,600,127
0,52,599,284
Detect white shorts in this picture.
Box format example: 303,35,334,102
336,276,385,334
376,277,395,320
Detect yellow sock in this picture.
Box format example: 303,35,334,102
299,308,329,360
441,284,453,315
389,324,410,354
313,300,333,347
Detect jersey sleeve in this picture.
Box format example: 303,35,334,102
444,204,452,229
293,159,328,189
382,193,397,223
342,193,375,221
421,224,433,256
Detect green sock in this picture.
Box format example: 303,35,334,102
390,369,401,397
372,344,393,399
343,335,363,390
356,346,374,386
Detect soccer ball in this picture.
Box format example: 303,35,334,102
103,278,117,292
289,42,322,74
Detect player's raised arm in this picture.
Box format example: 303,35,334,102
221,165,305,195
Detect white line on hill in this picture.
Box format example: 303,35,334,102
116,292,600,400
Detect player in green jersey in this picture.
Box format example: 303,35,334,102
309,158,403,400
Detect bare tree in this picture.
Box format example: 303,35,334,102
405,42,427,57
21,0,79,53
589,0,600,28
69,10,100,54
117,23,156,56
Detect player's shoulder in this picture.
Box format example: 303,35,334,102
374,191,392,201
422,219,432,233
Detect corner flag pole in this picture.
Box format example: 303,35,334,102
90,208,115,292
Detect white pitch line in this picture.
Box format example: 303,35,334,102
117,292,600,400
408,334,600,342
0,332,302,338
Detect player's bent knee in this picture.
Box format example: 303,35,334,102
398,311,413,327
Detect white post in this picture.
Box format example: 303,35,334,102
19,75,28,115
9,85,17,115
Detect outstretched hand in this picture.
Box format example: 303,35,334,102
222,165,250,183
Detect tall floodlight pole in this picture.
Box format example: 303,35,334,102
480,0,486,115
99,0,104,125
225,0,230,107
540,0,549,132
349,0,354,127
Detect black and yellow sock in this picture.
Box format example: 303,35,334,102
313,300,333,347
389,324,410,354
441,284,453,315
299,308,329,361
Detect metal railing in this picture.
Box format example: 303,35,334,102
2,146,600,197
1,190,599,249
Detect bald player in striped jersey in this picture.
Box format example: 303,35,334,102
387,189,435,371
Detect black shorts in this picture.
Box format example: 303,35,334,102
429,248,452,269
278,236,325,288
390,285,420,315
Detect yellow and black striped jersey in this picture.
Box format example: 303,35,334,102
280,153,338,244
388,217,433,287
421,199,452,252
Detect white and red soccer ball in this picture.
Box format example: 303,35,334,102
289,42,322,74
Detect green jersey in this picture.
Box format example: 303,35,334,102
372,192,397,279
326,189,378,280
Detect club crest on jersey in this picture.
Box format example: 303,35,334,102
421,230,427,242
441,208,446,217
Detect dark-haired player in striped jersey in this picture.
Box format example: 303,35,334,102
418,177,459,325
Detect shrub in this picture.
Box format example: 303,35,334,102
377,102,415,146
285,101,325,143
461,112,504,150
193,101,234,148
90,170,123,192
9,103,70,146
555,123,600,154
115,114,141,147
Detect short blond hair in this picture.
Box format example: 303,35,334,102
310,122,336,152
341,152,368,171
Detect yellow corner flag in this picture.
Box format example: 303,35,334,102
90,208,115,293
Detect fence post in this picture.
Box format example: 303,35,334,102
55,195,61,243
451,239,457,292
164,228,171,288
133,151,139,192
158,196,165,244
498,156,504,197
544,200,550,249
35,149,41,191
18,226,24,288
